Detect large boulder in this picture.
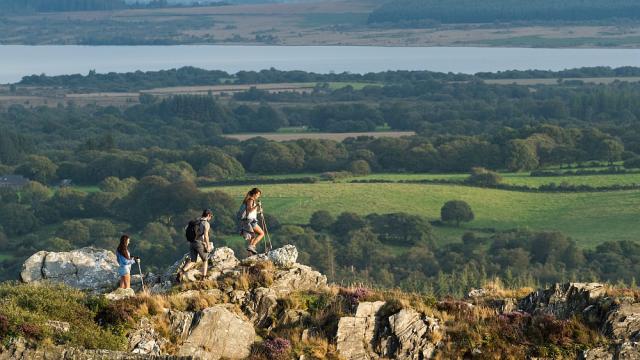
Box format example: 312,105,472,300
128,318,168,356
603,301,640,342
166,247,240,285
336,301,385,360
268,245,298,268
270,264,328,297
177,305,255,360
105,288,136,301
20,247,119,293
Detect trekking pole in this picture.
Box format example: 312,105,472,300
259,205,273,253
136,258,145,292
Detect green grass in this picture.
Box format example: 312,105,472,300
205,183,640,247
343,172,640,188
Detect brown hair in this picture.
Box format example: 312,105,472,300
243,187,262,204
117,234,130,259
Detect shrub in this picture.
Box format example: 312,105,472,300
261,337,292,360
466,167,502,187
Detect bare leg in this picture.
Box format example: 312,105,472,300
251,225,264,247
119,276,125,289
182,261,195,272
124,274,131,289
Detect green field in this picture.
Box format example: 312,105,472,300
206,183,640,247
345,172,640,188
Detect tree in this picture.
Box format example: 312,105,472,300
332,212,366,237
349,160,371,176
440,200,474,227
0,203,38,236
309,210,335,232
14,155,58,184
506,140,539,171
19,181,51,206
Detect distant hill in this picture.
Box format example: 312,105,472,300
0,0,127,13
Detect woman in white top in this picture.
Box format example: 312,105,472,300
243,187,264,254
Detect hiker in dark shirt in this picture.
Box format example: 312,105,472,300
181,209,213,278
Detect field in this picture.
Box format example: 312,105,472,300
205,182,640,248
3,1,640,47
344,172,640,188
222,131,415,142
484,77,640,85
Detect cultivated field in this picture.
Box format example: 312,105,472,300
206,182,640,247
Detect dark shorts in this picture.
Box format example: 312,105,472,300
189,240,208,262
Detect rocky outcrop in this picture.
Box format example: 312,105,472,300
177,305,255,360
128,318,168,356
519,282,606,319
337,301,385,360
387,309,440,360
20,247,119,293
0,338,189,360
336,302,441,360
520,283,640,359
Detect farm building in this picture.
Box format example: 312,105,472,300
0,175,28,188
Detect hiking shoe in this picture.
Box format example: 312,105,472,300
246,245,257,255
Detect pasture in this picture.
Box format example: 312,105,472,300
206,182,640,247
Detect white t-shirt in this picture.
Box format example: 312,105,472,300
246,200,258,221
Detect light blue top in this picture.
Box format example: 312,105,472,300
117,251,136,276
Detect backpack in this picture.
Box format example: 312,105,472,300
236,203,248,233
185,219,203,242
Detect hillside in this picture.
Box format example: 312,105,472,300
1,245,639,359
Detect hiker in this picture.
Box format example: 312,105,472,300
181,209,213,278
239,187,264,255
116,234,139,289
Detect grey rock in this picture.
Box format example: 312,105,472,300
105,288,136,301
604,302,640,342
519,282,606,319
20,247,119,293
268,244,298,268
0,337,191,360
177,306,255,360
270,264,328,297
242,287,278,327
20,251,47,282
167,310,195,341
336,301,385,360
128,318,168,356
388,309,440,360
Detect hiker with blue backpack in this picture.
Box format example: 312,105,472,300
238,188,265,255
180,209,213,279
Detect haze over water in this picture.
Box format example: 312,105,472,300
2,45,640,83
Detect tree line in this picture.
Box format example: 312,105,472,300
19,66,640,92
0,0,127,13
368,0,640,25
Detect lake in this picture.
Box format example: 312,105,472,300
2,45,640,83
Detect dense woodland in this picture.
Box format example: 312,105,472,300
368,0,640,25
2,68,640,292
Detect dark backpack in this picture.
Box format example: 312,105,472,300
236,203,247,233
185,219,203,242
